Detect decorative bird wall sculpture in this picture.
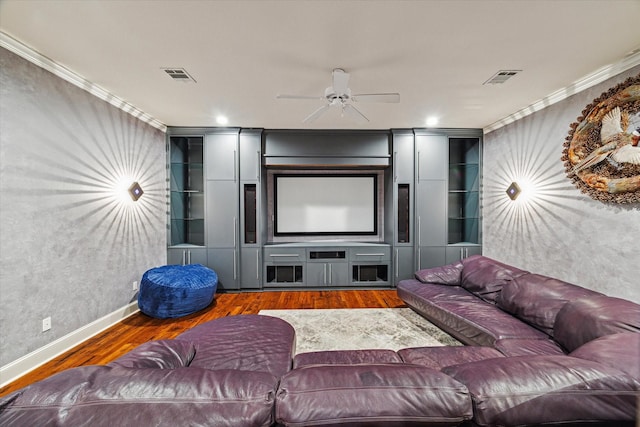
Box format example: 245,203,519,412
572,107,640,175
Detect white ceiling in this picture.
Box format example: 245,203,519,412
1,0,639,131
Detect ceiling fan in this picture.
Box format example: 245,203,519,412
276,68,400,124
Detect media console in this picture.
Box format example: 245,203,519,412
263,242,391,289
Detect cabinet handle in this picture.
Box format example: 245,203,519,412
393,151,398,182
329,264,332,284
256,251,260,280
233,217,237,247
323,264,327,284
395,249,399,277
417,248,421,270
460,248,464,260
417,217,421,245
182,250,186,266
187,250,192,264
256,150,261,181
417,151,420,181
233,150,237,182
269,254,299,258
355,253,385,257
233,251,237,280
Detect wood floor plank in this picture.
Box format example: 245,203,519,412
0,289,405,397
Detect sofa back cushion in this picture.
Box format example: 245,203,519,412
442,355,638,426
570,332,640,380
415,260,463,285
496,274,602,336
459,255,529,303
554,295,640,352
108,339,196,369
0,366,279,427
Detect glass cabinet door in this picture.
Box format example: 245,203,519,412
448,138,480,245
169,136,205,246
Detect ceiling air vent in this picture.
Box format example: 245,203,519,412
162,68,196,83
483,70,521,85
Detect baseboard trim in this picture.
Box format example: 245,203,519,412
0,302,140,388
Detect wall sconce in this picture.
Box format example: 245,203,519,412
128,182,144,201
506,182,521,201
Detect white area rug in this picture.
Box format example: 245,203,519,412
258,308,461,354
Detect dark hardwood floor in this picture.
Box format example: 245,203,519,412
0,289,406,397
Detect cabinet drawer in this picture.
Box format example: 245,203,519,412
348,247,390,262
263,247,305,262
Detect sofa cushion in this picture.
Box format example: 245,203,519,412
570,332,640,380
275,364,472,426
553,295,640,352
459,255,529,303
496,274,602,336
107,339,196,369
493,338,565,357
415,260,463,285
443,355,639,426
176,314,296,377
398,279,548,346
293,349,402,369
0,366,279,427
398,346,503,370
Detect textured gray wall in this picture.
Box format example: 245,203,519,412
0,47,166,366
483,66,640,303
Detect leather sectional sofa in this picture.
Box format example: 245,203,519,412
1,255,639,426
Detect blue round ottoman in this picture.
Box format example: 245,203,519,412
138,264,218,319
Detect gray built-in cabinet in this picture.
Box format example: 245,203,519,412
167,128,481,291
414,130,482,270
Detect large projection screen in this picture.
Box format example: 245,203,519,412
275,175,376,235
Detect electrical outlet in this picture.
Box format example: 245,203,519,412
42,317,51,332
132,281,138,291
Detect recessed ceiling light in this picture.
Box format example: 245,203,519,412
426,116,439,127
216,115,229,125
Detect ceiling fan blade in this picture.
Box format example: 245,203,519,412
332,68,350,95
277,94,324,100
343,104,369,124
351,93,400,103
303,104,331,123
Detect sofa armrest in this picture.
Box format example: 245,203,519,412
414,260,463,285
442,355,638,426
107,339,196,369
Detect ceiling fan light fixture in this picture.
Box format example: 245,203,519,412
276,68,399,123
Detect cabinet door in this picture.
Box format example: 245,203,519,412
415,134,447,181
328,263,349,287
306,263,327,286
393,246,415,284
240,248,261,289
416,180,447,246
167,247,207,266
417,246,446,270
239,130,262,182
205,132,238,181
206,181,238,248
208,248,238,291
392,131,414,183
445,245,482,264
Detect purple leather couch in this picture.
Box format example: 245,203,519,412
396,255,640,426
2,256,638,426
0,315,296,427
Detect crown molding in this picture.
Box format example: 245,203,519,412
0,31,167,133
483,50,640,134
